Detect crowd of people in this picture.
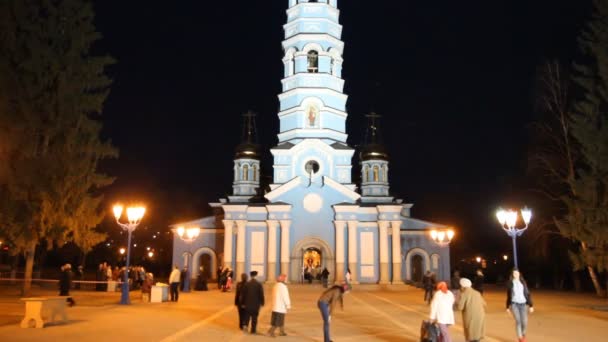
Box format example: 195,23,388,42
58,261,534,342
95,262,149,292
427,268,534,342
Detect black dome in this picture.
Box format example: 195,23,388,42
359,143,389,161
235,142,261,160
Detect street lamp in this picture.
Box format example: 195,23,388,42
429,228,455,247
113,204,146,305
173,226,200,292
496,206,532,269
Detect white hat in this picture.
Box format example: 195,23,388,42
460,278,472,288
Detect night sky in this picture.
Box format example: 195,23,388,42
91,1,590,260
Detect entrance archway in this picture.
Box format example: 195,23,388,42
411,255,423,283
405,247,430,283
291,237,334,283
191,247,218,281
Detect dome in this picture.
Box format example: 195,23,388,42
359,143,388,161
235,142,261,160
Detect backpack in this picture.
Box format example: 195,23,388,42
420,320,440,342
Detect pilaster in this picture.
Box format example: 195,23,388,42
222,220,234,268
378,220,390,284
235,220,247,279
391,220,403,284
280,220,291,282
347,220,359,284
266,220,279,283
334,220,346,283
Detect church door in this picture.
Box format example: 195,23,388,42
303,248,322,283
199,254,212,280
411,254,423,283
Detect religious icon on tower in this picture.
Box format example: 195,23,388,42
307,105,318,127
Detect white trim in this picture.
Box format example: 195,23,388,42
405,248,431,280
282,34,344,54
357,207,379,214
247,207,268,214
222,205,249,213
333,204,359,213
323,176,360,201
278,87,348,102
265,177,303,201
248,221,268,227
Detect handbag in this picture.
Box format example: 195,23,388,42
420,320,440,342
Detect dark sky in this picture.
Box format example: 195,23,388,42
92,1,590,259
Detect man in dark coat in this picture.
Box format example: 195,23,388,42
59,264,75,306
239,270,265,334
234,273,248,330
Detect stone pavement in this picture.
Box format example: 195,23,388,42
0,283,606,341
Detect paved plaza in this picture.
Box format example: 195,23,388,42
0,283,606,341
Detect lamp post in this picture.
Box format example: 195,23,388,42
172,226,201,292
496,207,532,269
429,228,455,247
113,204,146,305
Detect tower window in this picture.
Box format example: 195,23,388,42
373,165,379,182
364,165,370,182
307,51,318,73
253,165,258,181
243,164,249,181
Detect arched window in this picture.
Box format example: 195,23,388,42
253,165,258,181
243,164,249,181
373,165,379,182
307,51,318,73
364,165,370,182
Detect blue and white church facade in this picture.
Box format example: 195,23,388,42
172,0,452,285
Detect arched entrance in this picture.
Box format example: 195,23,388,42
411,255,423,283
291,237,334,284
191,247,218,281
405,247,431,283
303,247,322,284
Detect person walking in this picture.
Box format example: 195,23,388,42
321,267,330,288
506,269,534,342
345,268,352,290
317,283,349,342
234,273,248,330
267,274,291,337
457,278,485,342
422,270,436,304
430,281,455,342
141,273,153,303
59,264,76,307
169,265,181,302
239,270,265,334
473,269,484,295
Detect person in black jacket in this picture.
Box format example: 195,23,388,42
506,269,534,342
473,269,485,295
239,270,265,334
234,273,248,330
59,264,75,307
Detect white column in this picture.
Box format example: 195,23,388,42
378,221,390,284
280,220,291,282
334,220,346,284
222,220,234,268
236,220,247,279
347,220,358,284
391,220,403,284
266,220,279,283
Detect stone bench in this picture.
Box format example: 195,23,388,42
20,296,69,328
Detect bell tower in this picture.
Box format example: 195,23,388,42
230,111,261,202
270,0,354,188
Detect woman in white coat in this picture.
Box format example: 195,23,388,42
430,281,455,342
267,274,291,337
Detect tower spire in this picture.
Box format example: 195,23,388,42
241,110,257,144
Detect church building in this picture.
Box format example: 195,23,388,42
172,0,453,285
